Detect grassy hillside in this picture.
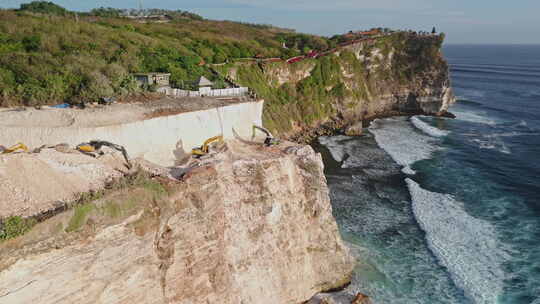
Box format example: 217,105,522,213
0,2,333,106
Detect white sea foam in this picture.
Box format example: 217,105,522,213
406,179,508,304
456,88,486,100
486,131,534,138
318,135,351,162
472,137,511,154
452,109,498,126
319,135,387,169
369,117,439,174
411,116,450,137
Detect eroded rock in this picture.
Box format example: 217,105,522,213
0,141,354,304
344,122,363,136
351,293,373,304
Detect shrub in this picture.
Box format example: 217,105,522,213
19,1,70,16
65,203,94,232
22,35,41,52
0,216,36,241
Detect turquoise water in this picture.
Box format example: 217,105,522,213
317,45,540,304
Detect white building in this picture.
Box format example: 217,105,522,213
198,76,213,95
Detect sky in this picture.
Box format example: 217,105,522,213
2,0,539,44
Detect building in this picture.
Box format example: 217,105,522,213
198,76,214,95
133,73,171,88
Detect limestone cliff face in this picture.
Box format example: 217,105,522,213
0,142,354,304
222,33,454,137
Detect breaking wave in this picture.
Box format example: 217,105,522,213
406,179,508,304
452,109,498,126
318,135,350,162
411,116,450,137
369,117,439,174
471,137,511,154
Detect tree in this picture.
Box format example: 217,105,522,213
19,1,69,16
90,7,122,18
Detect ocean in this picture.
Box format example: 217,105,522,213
315,45,540,304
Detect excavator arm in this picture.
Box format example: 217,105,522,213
76,140,131,168
191,135,223,157
251,125,279,146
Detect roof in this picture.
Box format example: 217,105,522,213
198,76,213,87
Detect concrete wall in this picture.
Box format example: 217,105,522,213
0,101,264,166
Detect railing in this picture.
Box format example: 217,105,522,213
158,87,250,98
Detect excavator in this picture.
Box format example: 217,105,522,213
1,143,28,154
251,125,279,146
191,135,223,158
76,140,131,168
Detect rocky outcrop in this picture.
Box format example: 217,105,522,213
344,121,363,136
225,33,455,139
0,141,354,304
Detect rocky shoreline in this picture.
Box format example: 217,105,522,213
309,128,412,304
288,109,455,144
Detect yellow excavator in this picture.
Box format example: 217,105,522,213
76,140,131,168
191,135,223,158
1,143,28,154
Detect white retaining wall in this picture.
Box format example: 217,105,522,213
0,101,264,166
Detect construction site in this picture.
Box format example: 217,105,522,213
0,84,360,304
0,92,270,220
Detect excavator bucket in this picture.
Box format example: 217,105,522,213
1,143,29,154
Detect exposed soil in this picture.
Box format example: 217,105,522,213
0,96,256,128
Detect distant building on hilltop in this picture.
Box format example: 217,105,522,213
134,73,171,88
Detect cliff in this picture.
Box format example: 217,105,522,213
0,141,354,304
217,33,454,138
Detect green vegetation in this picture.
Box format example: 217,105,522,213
0,216,36,241
89,7,123,18
276,33,334,58
236,55,347,133
0,169,167,242
19,1,69,16
65,203,94,232
232,33,445,134
0,2,446,138
64,169,166,232
0,2,332,107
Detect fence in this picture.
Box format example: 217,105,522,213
159,87,250,98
